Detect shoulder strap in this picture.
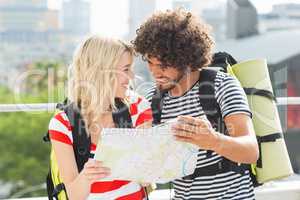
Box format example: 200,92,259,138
112,98,133,128
210,52,238,72
63,102,91,172
60,98,133,172
151,89,167,126
198,68,226,133
183,68,248,180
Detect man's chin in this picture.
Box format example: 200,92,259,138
156,83,176,91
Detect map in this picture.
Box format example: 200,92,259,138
94,124,199,183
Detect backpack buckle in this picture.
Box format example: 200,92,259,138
52,183,65,198
78,147,88,156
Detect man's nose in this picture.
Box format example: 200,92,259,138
149,64,162,77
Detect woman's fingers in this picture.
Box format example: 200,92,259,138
82,159,111,181
84,159,102,168
136,121,153,129
84,167,110,174
86,172,110,182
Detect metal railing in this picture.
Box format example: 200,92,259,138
0,97,300,113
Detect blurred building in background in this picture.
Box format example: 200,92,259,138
259,3,300,32
0,0,59,42
226,0,258,39
62,0,90,36
127,0,156,85
127,0,156,40
0,0,91,88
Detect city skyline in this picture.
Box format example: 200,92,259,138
47,0,300,37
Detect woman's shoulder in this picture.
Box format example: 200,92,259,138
48,111,73,145
127,90,149,106
127,90,153,127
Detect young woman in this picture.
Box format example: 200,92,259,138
48,36,152,200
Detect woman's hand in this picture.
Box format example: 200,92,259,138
80,159,111,184
136,121,152,129
140,182,151,187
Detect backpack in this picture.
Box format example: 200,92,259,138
43,98,133,200
150,52,281,187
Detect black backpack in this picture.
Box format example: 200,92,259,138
150,52,278,186
43,98,133,200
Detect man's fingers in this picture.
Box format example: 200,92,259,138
174,135,194,143
174,135,199,146
172,129,195,138
178,115,207,127
177,115,213,131
172,123,201,134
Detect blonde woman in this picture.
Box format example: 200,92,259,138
48,36,152,200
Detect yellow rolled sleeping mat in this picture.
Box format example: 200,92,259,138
227,59,293,184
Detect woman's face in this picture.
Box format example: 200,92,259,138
115,51,134,98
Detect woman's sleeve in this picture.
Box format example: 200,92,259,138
130,95,153,128
48,111,73,145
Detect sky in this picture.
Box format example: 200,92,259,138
48,0,300,37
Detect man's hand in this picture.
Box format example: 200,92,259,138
171,115,221,151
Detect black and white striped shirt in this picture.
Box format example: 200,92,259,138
146,71,255,200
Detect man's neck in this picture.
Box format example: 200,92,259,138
169,70,200,97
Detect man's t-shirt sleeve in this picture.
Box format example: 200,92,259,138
215,72,252,119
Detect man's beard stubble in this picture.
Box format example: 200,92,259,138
156,71,186,92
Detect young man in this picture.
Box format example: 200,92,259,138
133,9,259,199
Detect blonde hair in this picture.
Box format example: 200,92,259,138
68,35,134,135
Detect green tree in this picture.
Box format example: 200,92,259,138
0,60,67,197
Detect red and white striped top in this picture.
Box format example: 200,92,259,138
48,92,153,200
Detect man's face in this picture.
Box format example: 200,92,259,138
146,57,184,91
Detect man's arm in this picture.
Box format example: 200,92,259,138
214,114,259,163
172,114,259,164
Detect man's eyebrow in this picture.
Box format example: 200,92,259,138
147,59,153,64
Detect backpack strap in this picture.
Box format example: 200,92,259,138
243,87,277,102
210,52,238,72
150,69,248,179
63,102,91,172
151,89,167,126
47,98,133,199
197,69,223,131
112,98,133,128
183,69,248,179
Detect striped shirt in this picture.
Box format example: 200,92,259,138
48,92,152,200
146,71,255,200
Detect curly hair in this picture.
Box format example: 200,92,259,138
132,9,215,71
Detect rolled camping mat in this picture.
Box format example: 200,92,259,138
229,59,293,183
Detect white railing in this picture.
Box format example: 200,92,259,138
277,97,300,105
0,97,300,113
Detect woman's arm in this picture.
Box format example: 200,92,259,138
51,140,110,200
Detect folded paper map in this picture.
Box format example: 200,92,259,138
94,124,199,183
